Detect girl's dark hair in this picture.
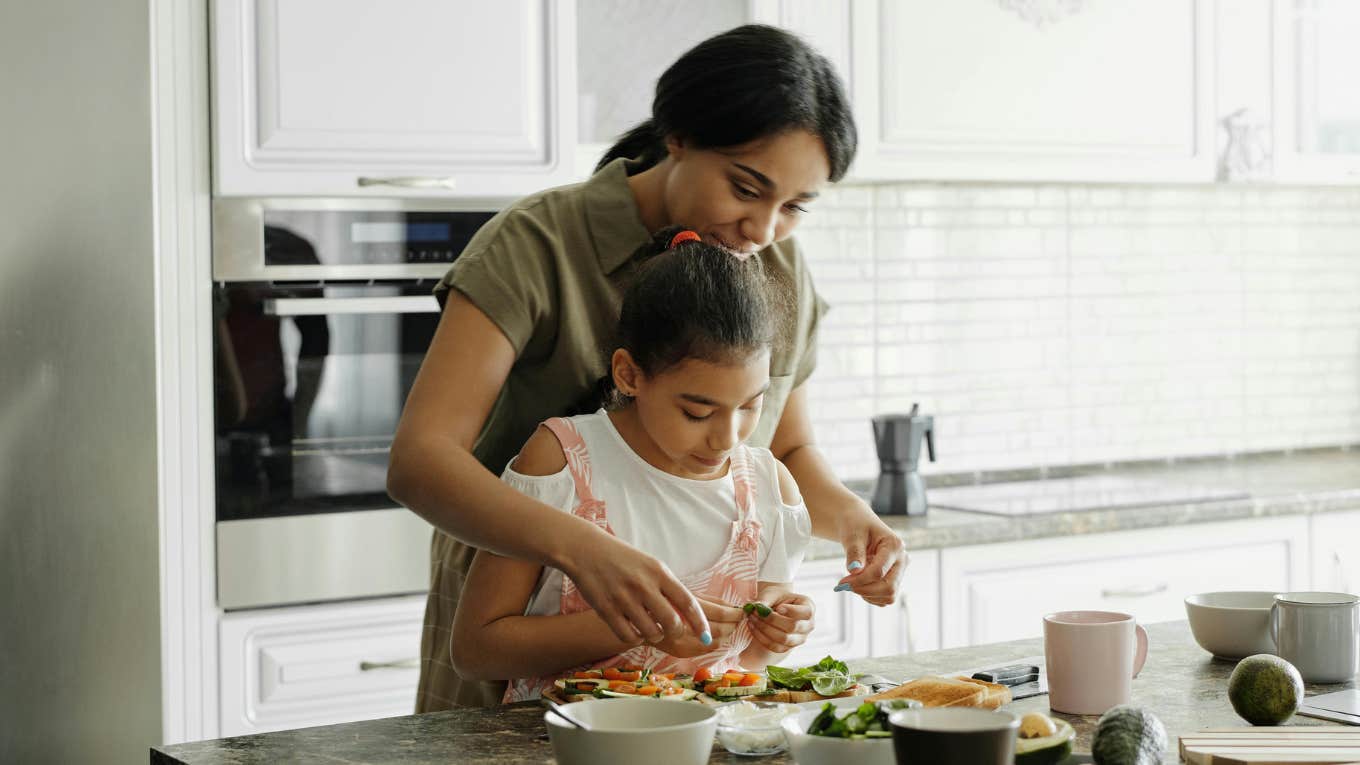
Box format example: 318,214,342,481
596,24,857,182
587,226,779,411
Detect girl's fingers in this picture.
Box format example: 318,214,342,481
699,597,746,624
659,575,711,641
748,618,807,652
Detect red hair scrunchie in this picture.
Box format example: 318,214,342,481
668,230,702,249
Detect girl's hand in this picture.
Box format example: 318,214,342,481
746,586,815,655
656,597,745,658
559,528,711,646
836,513,909,607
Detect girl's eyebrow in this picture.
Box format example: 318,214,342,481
732,163,819,201
679,382,771,407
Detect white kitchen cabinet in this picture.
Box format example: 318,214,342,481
848,0,1216,183
219,595,425,737
573,0,851,177
1272,0,1360,183
1310,509,1360,592
211,0,576,197
939,516,1310,649
783,548,939,667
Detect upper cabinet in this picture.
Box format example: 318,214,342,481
849,0,1216,183
1273,0,1360,183
573,0,851,177
211,0,576,198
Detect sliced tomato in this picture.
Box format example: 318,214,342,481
607,681,637,693
636,685,660,696
663,687,684,695
693,668,712,683
739,673,762,687
722,672,745,683
702,682,718,695
573,670,601,679
616,671,640,682
602,667,621,680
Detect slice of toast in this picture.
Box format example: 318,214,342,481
953,676,1012,709
862,675,987,707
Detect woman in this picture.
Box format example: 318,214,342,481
387,24,909,711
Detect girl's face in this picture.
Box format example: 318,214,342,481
661,129,831,256
614,349,771,480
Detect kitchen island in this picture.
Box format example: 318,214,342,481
152,621,1356,765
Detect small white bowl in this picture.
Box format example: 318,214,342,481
1184,590,1278,660
780,700,900,765
544,698,717,765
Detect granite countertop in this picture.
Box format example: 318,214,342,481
802,448,1360,560
151,621,1356,765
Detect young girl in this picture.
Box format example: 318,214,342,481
450,227,814,702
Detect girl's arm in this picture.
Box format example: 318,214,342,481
450,547,637,681
770,384,907,607
388,292,708,643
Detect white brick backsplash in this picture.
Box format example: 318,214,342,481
795,183,1360,479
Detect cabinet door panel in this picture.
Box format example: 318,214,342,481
940,517,1309,648
214,0,574,196
1310,509,1360,592
851,0,1214,182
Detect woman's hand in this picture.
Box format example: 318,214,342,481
656,597,745,658
836,512,909,607
556,527,713,646
745,584,815,655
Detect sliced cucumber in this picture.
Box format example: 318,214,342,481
710,681,769,698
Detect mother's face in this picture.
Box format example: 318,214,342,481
661,129,831,256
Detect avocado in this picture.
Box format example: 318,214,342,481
1091,705,1167,765
1015,715,1075,765
1228,654,1303,726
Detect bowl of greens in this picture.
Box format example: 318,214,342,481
780,699,922,765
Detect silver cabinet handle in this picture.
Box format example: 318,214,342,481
356,176,457,190
360,658,420,671
1101,584,1168,599
263,295,439,316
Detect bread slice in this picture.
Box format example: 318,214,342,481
863,675,987,707
953,676,1012,709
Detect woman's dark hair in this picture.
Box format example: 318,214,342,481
596,24,857,182
586,226,780,411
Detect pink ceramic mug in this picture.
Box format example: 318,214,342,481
1043,610,1149,715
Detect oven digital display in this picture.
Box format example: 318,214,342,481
350,221,451,244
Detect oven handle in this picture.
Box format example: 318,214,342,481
263,295,440,316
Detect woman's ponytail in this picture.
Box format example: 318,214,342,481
595,120,667,175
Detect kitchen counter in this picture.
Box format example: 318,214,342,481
150,621,1356,765
803,448,1360,560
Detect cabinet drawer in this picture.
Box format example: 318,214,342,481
940,517,1309,648
220,595,425,736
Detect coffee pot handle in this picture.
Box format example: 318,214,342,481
1132,624,1149,678
925,426,936,462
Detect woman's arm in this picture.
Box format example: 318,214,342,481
769,385,908,607
387,292,708,643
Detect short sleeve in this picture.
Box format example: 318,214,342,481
756,478,813,583
434,204,561,357
500,461,577,513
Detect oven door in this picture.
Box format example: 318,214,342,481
213,282,439,609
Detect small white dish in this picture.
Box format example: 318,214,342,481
780,701,905,765
544,697,717,765
1184,591,1277,660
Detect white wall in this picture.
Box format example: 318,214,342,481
799,183,1360,480
0,0,163,761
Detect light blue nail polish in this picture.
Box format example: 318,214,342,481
848,560,863,571
700,631,713,646
833,583,852,592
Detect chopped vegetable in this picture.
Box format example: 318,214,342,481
807,700,918,739
742,602,774,617
739,673,762,687
694,668,712,683
766,655,855,696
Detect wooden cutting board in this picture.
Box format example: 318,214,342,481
1181,726,1360,764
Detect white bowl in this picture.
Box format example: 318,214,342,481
1184,590,1278,660
780,701,897,765
544,698,717,765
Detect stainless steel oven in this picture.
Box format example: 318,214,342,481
212,198,497,609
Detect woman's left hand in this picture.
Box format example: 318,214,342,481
836,512,909,607
746,585,814,654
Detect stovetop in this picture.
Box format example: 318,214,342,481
926,474,1250,516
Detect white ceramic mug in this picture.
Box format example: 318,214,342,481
1043,610,1149,715
1270,592,1360,684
